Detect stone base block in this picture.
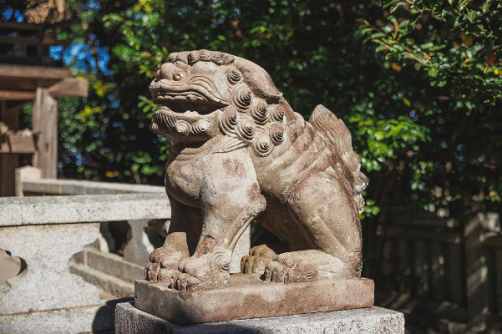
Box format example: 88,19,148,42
116,301,405,334
135,273,374,325
0,299,119,334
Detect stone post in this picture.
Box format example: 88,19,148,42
0,223,100,314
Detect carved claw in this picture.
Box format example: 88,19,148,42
145,247,179,282
149,247,169,264
145,262,160,281
170,272,202,291
169,248,231,292
241,244,277,274
264,254,318,284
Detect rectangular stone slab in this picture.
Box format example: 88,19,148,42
134,274,374,325
116,302,404,334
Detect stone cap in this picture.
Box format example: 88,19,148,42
0,193,171,226
21,178,165,195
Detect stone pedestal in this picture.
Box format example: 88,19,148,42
116,301,405,334
134,274,374,325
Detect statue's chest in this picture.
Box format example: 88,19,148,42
165,156,204,207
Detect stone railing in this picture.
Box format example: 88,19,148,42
0,166,251,333
0,192,171,333
16,167,250,275
19,177,166,196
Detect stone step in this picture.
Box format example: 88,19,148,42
70,263,134,298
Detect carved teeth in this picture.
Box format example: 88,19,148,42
149,122,161,134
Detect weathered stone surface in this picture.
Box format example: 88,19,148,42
70,263,134,298
230,225,250,273
0,193,170,226
144,50,370,297
21,177,165,196
15,165,42,197
84,248,145,283
0,223,100,314
123,219,156,265
135,274,374,325
116,302,404,334
0,299,118,334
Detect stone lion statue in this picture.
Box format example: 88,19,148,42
145,50,368,292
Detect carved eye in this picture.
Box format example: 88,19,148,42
228,70,242,84
173,71,185,81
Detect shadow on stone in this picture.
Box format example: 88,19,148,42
92,297,134,333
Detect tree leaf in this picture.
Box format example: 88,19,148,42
466,11,477,23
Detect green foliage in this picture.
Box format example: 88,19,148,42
6,0,501,285
11,0,500,221
361,0,502,217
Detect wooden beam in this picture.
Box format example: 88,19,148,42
0,64,72,80
0,91,36,101
40,38,73,47
0,19,78,31
47,19,79,30
7,136,37,154
6,100,33,113
0,35,72,47
0,36,40,45
0,21,42,31
0,78,88,102
0,101,19,196
32,88,57,179
48,78,88,98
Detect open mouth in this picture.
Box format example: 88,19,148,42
150,77,229,115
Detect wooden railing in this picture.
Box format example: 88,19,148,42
377,212,501,329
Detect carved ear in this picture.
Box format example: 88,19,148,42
233,58,282,103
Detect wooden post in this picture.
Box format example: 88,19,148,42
33,87,58,179
465,213,489,326
0,101,19,196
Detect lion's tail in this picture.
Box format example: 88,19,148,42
308,105,368,212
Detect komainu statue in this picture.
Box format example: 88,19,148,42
145,50,368,292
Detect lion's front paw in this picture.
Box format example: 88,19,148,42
264,253,318,284
170,248,231,292
145,247,179,282
241,244,277,274
170,272,202,291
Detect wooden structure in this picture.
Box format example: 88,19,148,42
376,212,502,329
0,21,87,196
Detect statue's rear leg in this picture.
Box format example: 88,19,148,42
264,171,362,282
